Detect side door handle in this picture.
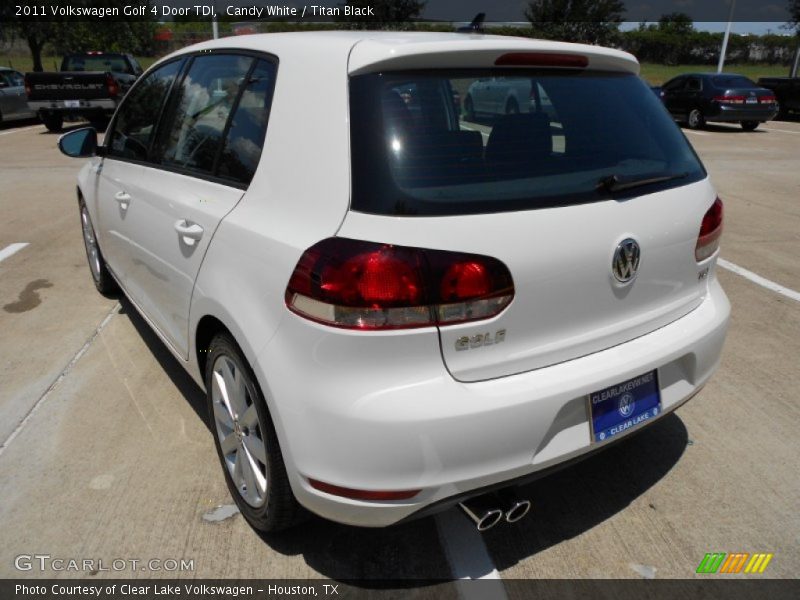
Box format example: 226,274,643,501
174,219,204,246
114,191,131,208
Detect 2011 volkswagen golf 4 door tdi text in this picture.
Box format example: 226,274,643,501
58,32,730,532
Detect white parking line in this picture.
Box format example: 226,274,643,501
436,510,508,599
684,130,710,136
0,303,120,458
0,243,29,264
762,127,800,135
0,124,43,137
718,258,800,303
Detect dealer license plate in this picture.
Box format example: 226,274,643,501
589,370,661,443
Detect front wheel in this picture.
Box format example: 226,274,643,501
206,333,303,532
741,120,760,131
686,108,705,130
79,201,118,295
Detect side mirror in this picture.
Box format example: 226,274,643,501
58,127,98,158
0,80,8,89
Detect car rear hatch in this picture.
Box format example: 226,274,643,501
338,36,715,383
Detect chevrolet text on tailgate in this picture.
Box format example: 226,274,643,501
57,32,730,533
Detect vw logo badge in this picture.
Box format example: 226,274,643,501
618,393,636,418
612,238,641,283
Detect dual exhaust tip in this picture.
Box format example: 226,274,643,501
458,488,531,532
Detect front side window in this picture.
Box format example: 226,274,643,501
106,59,183,162
155,54,253,176
350,69,706,216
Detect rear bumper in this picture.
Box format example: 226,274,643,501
29,99,116,113
706,104,778,122
258,275,730,527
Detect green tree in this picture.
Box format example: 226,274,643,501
525,0,625,45
657,13,694,36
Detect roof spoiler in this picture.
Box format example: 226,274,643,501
457,13,485,34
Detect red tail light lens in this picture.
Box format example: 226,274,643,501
713,95,745,104
106,74,119,97
760,95,776,104
24,76,31,97
286,238,514,330
696,198,724,262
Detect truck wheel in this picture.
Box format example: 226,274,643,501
740,121,759,131
42,113,63,133
206,333,304,532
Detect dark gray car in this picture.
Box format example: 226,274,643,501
0,67,35,124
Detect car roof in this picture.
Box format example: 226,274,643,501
159,31,639,75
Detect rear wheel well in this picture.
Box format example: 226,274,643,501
195,315,230,377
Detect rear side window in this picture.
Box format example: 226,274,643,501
712,75,756,88
62,54,132,74
216,59,276,184
107,59,183,162
350,69,706,216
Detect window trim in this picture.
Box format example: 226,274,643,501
102,49,279,191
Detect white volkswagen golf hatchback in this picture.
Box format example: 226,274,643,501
59,32,730,532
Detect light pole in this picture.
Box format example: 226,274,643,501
212,0,219,39
717,0,737,73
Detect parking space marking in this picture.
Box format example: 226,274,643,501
0,303,120,458
685,130,710,136
762,127,800,135
718,258,800,303
436,510,507,599
0,243,29,264
0,124,44,137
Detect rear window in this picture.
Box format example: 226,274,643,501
711,75,756,88
350,69,706,216
62,55,132,74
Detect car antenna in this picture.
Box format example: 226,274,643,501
457,13,486,34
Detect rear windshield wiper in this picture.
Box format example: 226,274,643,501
597,172,689,193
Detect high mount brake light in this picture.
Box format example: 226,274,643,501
285,238,514,330
696,198,724,262
494,53,589,68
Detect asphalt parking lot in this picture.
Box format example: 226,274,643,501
0,116,798,584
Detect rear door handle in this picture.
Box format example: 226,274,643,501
174,219,204,246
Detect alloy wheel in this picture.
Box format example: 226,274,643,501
211,355,268,508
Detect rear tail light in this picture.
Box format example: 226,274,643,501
696,197,724,262
308,478,420,501
760,95,776,104
713,95,746,104
24,76,31,97
106,73,119,97
285,238,514,330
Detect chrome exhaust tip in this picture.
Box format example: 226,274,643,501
496,487,532,523
458,494,504,532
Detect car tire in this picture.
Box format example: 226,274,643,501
740,120,760,131
505,98,519,115
686,108,705,130
206,333,303,533
464,95,475,121
79,200,118,296
42,113,63,132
